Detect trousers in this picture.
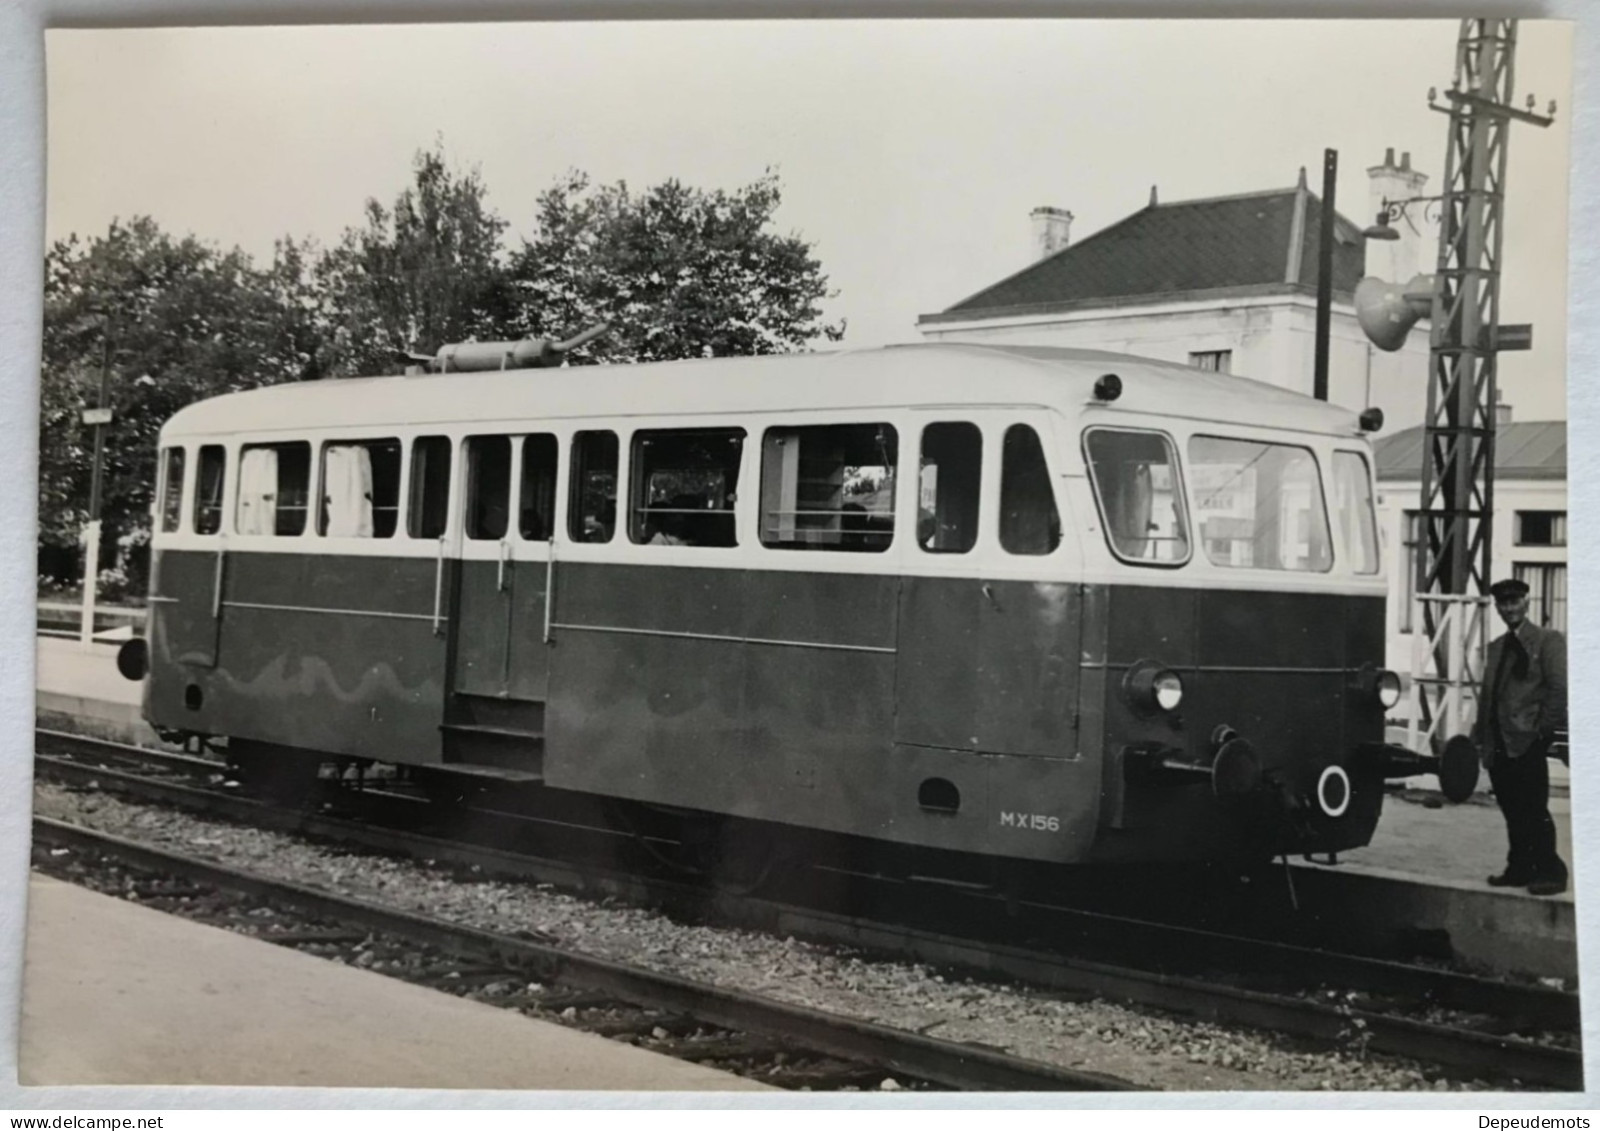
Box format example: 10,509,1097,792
1487,738,1565,881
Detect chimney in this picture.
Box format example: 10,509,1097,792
1030,206,1073,261
1367,146,1430,282
1495,391,1513,426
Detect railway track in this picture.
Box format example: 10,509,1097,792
34,728,1582,1089
33,817,1132,1092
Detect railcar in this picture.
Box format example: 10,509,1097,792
120,342,1469,865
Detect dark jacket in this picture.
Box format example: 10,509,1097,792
1474,620,1568,762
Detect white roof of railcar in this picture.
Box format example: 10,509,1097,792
160,343,1362,440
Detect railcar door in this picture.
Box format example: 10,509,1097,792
450,433,555,701
895,416,1082,758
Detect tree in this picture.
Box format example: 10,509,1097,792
511,170,844,363
38,217,311,595
317,144,513,376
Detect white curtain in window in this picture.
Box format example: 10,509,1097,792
323,445,374,537
237,447,278,535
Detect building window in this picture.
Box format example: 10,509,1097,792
1399,511,1422,633
629,428,744,548
759,423,896,553
1514,562,1567,635
1188,350,1233,373
1515,511,1566,547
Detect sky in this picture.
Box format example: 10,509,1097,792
41,19,1575,419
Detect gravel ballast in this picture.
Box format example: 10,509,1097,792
32,782,1498,1092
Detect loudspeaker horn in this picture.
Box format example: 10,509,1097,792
1355,274,1434,352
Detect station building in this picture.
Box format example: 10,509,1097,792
916,150,1435,432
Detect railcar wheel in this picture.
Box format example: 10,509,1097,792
226,743,322,806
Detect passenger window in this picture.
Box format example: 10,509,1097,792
194,445,226,536
1084,429,1190,565
519,435,559,542
1000,425,1061,556
408,436,453,539
318,439,400,538
159,448,185,533
1332,451,1380,575
237,441,311,536
1188,435,1330,572
759,423,896,553
465,436,512,541
918,422,981,554
569,431,619,544
630,428,744,548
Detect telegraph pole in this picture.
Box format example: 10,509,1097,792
78,317,114,650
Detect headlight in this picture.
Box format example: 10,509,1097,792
1123,660,1184,714
1353,663,1403,709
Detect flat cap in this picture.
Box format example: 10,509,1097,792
1489,578,1530,600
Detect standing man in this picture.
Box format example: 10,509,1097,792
1476,577,1569,896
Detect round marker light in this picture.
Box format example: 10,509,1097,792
1375,669,1402,709
1316,765,1352,819
1153,670,1184,711
1093,373,1123,402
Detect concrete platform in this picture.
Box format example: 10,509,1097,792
19,875,771,1090
32,635,1580,979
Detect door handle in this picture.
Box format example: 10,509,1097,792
432,536,446,635
544,537,557,645
212,547,226,617
982,583,998,609
497,539,510,592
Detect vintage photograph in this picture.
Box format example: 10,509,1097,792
20,17,1577,1095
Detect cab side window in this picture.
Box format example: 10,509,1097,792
918,422,981,554
194,445,226,536
1000,424,1060,556
159,447,185,533
1084,429,1190,565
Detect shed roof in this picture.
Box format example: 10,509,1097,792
1373,420,1567,482
922,185,1367,323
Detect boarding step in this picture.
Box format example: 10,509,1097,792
440,695,545,774
426,762,544,784
445,692,546,735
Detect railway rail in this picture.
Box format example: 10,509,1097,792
32,817,1133,1093
33,728,1581,1090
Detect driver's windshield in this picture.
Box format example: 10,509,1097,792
1188,436,1332,573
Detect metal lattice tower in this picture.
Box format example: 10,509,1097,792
1411,19,1552,747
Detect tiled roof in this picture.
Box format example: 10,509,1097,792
1373,420,1566,482
929,187,1367,320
